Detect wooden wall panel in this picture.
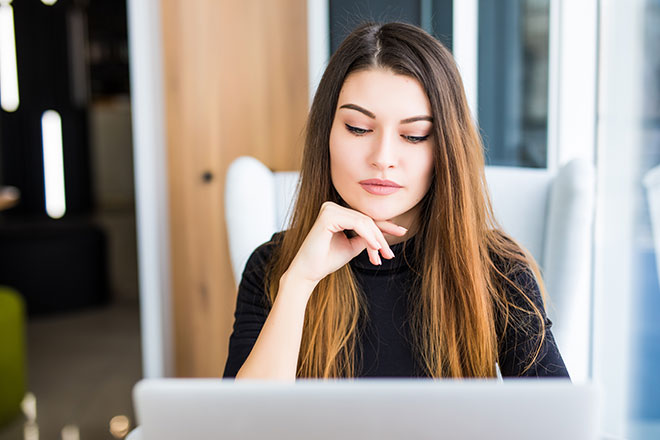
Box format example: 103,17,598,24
160,0,308,376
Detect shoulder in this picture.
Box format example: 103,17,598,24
239,231,288,294
234,231,287,313
242,231,286,276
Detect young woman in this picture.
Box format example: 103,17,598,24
223,22,569,380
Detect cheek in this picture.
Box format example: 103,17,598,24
329,130,350,188
329,130,360,183
410,148,434,192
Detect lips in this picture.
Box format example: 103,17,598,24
359,178,403,196
358,179,402,188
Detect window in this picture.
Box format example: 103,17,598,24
478,0,550,168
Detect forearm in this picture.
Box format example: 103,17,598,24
235,272,317,381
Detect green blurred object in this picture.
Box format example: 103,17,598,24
0,286,26,427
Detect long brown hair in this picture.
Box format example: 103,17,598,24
265,22,547,378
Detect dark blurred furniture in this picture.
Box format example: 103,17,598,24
0,220,108,315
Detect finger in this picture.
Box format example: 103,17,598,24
349,234,384,265
330,205,392,258
367,247,382,266
334,216,382,252
348,217,390,257
379,243,395,260
360,220,395,260
374,220,409,236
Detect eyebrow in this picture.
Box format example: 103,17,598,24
339,103,433,124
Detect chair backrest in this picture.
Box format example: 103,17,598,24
225,156,299,286
225,156,595,380
486,161,595,381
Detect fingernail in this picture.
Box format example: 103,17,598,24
385,248,395,259
398,226,408,232
376,255,382,265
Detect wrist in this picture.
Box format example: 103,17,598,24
279,270,319,303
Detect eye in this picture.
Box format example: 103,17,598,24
345,123,372,136
401,134,430,144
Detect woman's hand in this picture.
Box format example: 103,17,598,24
237,202,408,380
285,201,408,287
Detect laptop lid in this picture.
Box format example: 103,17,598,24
133,378,597,440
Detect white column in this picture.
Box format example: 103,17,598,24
592,0,644,437
127,0,174,378
544,0,599,383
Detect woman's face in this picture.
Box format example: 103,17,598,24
329,68,434,240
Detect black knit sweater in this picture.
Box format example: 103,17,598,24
223,232,569,378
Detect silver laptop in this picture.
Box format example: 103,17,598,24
129,378,597,440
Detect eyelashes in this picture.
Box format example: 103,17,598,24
345,124,370,136
344,123,430,144
402,134,430,144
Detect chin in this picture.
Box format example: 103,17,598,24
351,199,408,221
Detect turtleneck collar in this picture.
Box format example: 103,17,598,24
350,234,418,273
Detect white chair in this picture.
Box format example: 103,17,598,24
225,156,300,286
225,156,595,380
126,427,142,440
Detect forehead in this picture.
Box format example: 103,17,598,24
337,69,431,118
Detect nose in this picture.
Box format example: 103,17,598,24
368,130,397,171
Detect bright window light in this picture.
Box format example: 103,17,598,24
41,110,66,219
41,0,58,5
0,2,20,112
